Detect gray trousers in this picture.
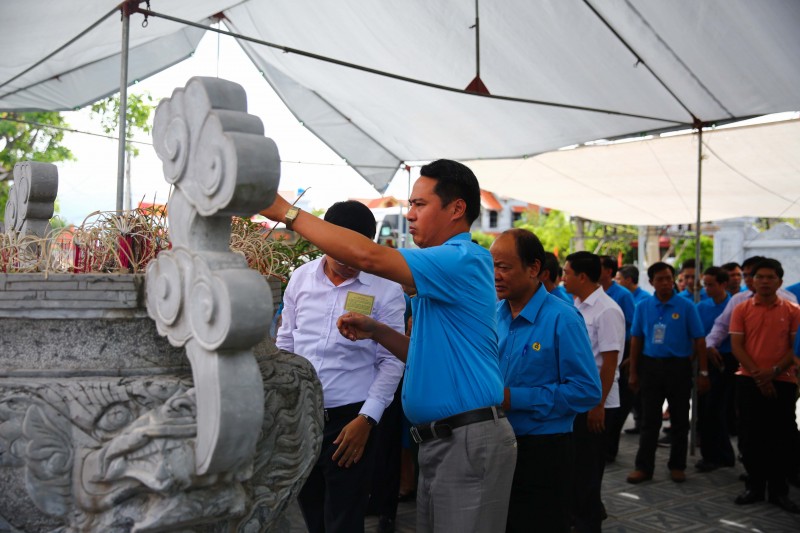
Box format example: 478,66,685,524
416,416,517,533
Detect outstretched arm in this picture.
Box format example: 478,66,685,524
261,195,415,288
338,312,410,363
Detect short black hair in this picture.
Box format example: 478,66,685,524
541,252,560,284
752,258,784,279
503,228,545,270
600,255,618,277
618,265,639,284
741,256,766,270
324,200,377,239
679,258,696,273
419,159,481,225
703,266,729,285
647,261,675,281
566,251,601,283
721,262,741,272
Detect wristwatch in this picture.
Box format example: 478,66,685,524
284,206,301,230
359,414,377,427
698,370,709,377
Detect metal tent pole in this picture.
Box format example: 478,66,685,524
116,3,132,213
689,122,704,455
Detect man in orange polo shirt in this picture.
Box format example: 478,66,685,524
730,258,800,513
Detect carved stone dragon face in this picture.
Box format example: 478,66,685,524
0,346,323,533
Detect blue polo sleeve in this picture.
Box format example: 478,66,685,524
686,303,705,339
631,301,646,338
399,243,492,304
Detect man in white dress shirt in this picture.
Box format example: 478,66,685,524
276,201,406,533
563,251,625,533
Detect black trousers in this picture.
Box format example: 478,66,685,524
299,402,377,533
573,408,616,533
366,382,402,519
607,341,639,459
507,433,573,533
635,355,692,474
698,353,736,466
737,376,798,498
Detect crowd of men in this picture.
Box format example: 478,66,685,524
261,159,800,533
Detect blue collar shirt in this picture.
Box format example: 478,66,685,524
631,294,705,358
398,233,503,424
497,284,601,436
696,294,731,353
551,285,574,305
632,286,651,305
679,287,709,302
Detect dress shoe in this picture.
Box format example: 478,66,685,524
694,459,719,472
397,490,416,503
670,469,686,483
377,516,396,533
626,470,653,484
657,434,671,447
768,495,800,514
787,475,800,489
623,427,640,435
734,490,764,505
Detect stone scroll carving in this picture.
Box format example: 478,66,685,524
146,77,281,475
3,161,58,237
0,344,324,532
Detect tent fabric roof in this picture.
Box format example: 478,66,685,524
2,1,799,212
467,119,800,226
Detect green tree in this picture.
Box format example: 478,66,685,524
90,92,154,210
471,230,495,249
515,209,574,257
0,111,75,217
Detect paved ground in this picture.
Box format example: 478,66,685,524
287,416,800,532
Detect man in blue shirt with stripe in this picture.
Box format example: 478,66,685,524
492,229,601,532
627,262,709,484
694,266,736,473
616,265,651,306
265,159,517,532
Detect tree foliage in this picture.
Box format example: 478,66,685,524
89,92,154,156
0,111,75,213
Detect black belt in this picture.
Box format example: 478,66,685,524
410,406,505,444
323,402,364,423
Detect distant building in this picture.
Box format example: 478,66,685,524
472,190,541,235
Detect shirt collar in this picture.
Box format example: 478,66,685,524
314,256,371,286
576,285,604,307
444,232,472,244
516,283,549,324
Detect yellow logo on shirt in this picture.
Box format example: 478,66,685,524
672,313,680,320
532,342,541,351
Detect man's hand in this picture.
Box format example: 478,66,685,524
332,416,372,468
696,375,710,395
707,347,723,369
587,405,605,433
628,372,639,394
501,387,511,411
338,312,379,341
750,367,774,385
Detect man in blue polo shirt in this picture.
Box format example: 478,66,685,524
627,262,709,484
491,229,601,532
677,258,709,302
695,266,736,473
616,265,651,306
264,159,517,532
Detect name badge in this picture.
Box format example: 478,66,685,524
344,291,375,316
653,322,666,345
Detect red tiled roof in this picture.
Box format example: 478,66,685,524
480,190,502,211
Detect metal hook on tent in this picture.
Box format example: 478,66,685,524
141,1,151,27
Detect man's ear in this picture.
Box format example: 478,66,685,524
529,260,542,280
451,198,467,220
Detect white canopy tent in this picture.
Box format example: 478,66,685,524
467,118,800,226
3,0,800,210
